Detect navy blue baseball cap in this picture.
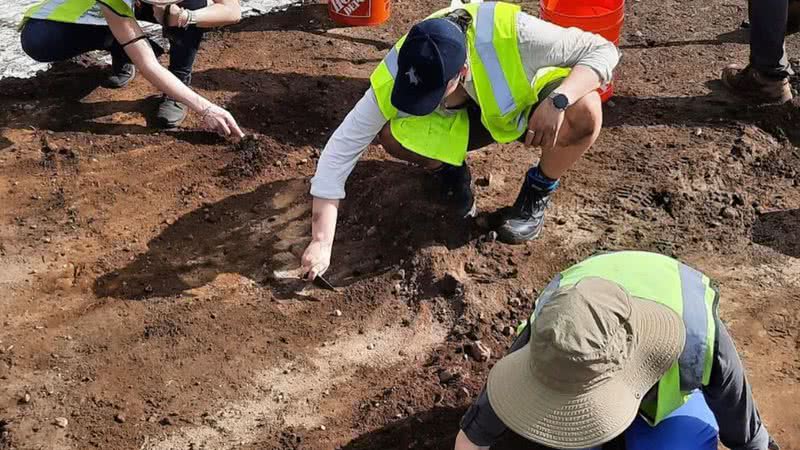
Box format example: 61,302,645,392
391,18,467,116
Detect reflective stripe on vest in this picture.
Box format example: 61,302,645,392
474,2,516,115
526,251,717,426
677,263,711,390
24,0,133,25
371,3,530,124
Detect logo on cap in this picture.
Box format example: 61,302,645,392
406,67,421,86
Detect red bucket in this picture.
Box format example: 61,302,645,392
328,0,391,27
539,0,624,102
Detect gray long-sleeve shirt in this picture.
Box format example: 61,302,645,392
309,11,620,200
460,315,771,450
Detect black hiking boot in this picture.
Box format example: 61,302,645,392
434,163,476,218
156,96,188,128
497,182,551,244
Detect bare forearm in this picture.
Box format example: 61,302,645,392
132,46,212,112
311,197,339,244
553,65,602,102
192,1,242,27
103,6,213,114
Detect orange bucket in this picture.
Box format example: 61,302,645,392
328,0,391,27
539,0,624,102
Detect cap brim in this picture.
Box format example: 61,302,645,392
487,298,685,449
390,81,446,117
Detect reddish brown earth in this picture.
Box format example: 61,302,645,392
1,1,800,449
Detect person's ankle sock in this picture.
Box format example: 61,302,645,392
525,165,559,193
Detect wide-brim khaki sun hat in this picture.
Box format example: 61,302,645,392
487,277,686,449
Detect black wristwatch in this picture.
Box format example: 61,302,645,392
550,92,570,111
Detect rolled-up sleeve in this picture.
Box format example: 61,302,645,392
516,12,620,85
310,88,388,200
703,317,771,450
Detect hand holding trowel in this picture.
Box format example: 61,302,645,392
272,264,336,292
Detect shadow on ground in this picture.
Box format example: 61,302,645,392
752,209,800,258
604,81,800,146
93,159,475,300
230,2,392,50
192,68,369,147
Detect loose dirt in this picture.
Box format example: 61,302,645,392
1,1,799,449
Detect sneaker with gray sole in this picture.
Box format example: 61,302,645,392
156,96,188,128
105,62,136,89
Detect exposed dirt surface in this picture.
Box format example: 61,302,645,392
1,1,800,449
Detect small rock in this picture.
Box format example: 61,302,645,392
54,417,68,428
392,281,403,295
367,343,376,350
366,226,378,237
319,425,326,431
695,128,703,136
634,30,644,38
467,340,492,362
159,417,174,426
502,326,515,337
438,368,460,384
487,231,498,242
721,207,738,219
508,297,522,307
555,217,568,225
606,99,616,108
42,237,51,243
21,392,31,404
114,414,126,423
333,309,342,317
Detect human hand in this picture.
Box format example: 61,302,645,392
301,240,332,281
525,99,565,151
200,104,245,138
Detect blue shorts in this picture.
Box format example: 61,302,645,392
582,391,719,450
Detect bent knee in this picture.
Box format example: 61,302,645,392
561,91,603,145
20,24,56,62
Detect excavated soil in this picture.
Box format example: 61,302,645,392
1,1,800,449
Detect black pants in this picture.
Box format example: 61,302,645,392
20,0,207,84
749,0,794,78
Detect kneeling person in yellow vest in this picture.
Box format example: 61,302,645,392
456,251,779,450
19,0,243,136
301,2,618,280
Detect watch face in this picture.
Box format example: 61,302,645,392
552,94,569,110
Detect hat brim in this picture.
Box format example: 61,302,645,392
390,81,446,117
487,297,685,449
